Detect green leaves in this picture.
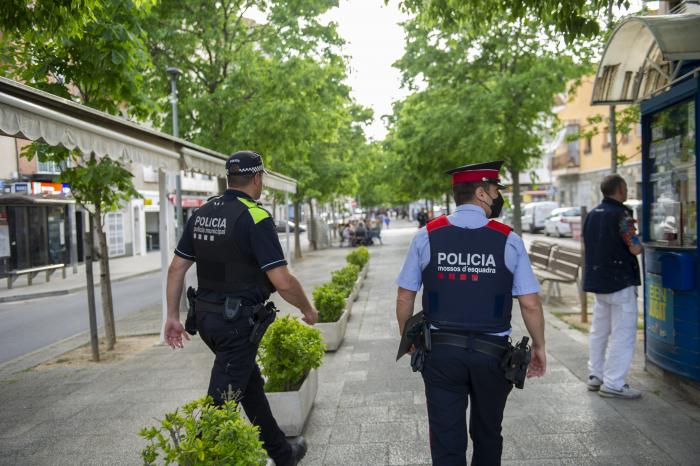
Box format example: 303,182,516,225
396,0,631,44
258,315,325,392
345,246,369,269
139,397,267,465
313,283,346,323
385,9,590,202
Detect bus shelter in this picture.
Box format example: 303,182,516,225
593,11,700,386
0,77,297,339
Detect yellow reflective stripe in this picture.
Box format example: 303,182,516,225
238,197,270,224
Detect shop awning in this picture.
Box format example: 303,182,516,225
591,12,700,105
0,77,297,193
0,194,75,205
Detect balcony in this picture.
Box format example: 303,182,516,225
550,152,580,175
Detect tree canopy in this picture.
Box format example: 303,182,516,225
396,0,631,43
385,13,591,230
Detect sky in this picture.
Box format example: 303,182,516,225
323,1,411,141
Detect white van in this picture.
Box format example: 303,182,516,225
521,201,559,233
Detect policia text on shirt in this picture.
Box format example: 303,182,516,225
164,151,318,466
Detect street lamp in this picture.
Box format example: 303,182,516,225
166,67,181,138
166,67,183,239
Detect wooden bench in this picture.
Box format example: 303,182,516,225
528,241,555,269
5,264,66,289
532,246,582,305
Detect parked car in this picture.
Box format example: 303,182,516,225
521,201,559,233
544,207,581,237
275,220,306,233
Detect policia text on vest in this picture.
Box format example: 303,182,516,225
163,150,317,466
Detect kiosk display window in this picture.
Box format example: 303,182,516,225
648,98,696,247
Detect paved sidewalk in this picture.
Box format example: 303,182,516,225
1,223,699,464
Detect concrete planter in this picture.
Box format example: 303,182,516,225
266,368,318,437
316,308,349,351
361,262,369,280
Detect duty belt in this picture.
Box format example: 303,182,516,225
196,300,261,317
431,332,507,359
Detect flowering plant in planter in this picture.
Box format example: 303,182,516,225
330,263,360,297
139,397,266,465
346,246,369,268
258,315,324,392
313,282,346,323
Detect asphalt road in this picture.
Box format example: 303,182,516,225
0,271,162,365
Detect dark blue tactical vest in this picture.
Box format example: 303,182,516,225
583,198,640,293
421,216,514,333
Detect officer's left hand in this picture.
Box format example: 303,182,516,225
164,318,190,349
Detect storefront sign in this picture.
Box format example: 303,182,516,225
31,182,64,195
11,182,30,193
645,273,674,345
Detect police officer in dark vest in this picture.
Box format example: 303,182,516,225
396,161,547,465
164,150,318,466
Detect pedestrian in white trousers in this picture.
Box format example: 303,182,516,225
588,286,638,391
582,174,643,399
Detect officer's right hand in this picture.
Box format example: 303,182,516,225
164,318,190,349
302,307,319,325
527,345,546,378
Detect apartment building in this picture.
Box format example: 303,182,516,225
551,76,642,208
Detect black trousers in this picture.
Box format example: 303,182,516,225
196,311,293,466
421,339,513,466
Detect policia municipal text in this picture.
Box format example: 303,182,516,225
396,161,546,466
164,151,318,466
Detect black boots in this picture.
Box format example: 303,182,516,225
288,436,307,465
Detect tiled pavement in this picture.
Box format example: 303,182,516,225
0,222,699,464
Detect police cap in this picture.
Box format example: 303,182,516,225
225,150,269,176
446,160,505,189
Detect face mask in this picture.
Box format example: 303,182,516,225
488,192,504,219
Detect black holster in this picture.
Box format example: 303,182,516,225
408,319,431,372
185,287,197,336
500,336,532,389
249,301,278,344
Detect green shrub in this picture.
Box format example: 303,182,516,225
313,282,346,322
258,315,325,392
331,263,360,297
346,246,369,268
139,397,267,466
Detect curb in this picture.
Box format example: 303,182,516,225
0,268,162,304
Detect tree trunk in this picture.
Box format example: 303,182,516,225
294,200,302,259
510,164,523,235
609,105,618,173
308,200,317,251
94,207,116,350
84,212,100,362
445,192,451,215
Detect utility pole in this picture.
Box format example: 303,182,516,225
607,1,618,173
166,67,187,315
166,67,183,238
